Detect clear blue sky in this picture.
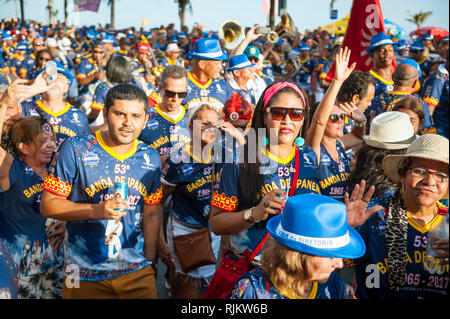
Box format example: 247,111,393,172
0,0,448,36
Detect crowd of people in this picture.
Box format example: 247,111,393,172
0,16,448,300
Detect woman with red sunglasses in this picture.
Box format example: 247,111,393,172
208,73,322,300
306,47,367,202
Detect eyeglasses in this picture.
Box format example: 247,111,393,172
93,50,104,54
39,57,51,61
269,107,305,121
312,55,321,58
164,89,187,99
249,57,259,63
410,167,449,183
329,113,348,122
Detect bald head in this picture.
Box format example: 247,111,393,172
393,63,419,88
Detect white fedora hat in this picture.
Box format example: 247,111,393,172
363,111,417,150
382,134,449,184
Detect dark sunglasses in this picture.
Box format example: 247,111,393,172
93,50,104,54
164,89,187,99
269,107,305,121
329,113,348,122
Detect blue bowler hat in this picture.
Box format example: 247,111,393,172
16,42,28,51
395,40,409,51
299,41,310,51
227,54,255,72
1,31,13,41
410,42,425,51
102,34,114,44
421,34,434,41
266,194,366,259
192,37,228,61
367,32,394,54
399,58,422,79
36,60,74,86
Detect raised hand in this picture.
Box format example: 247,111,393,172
344,179,384,227
339,101,366,124
334,46,356,82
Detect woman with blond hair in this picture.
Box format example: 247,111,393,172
229,193,380,299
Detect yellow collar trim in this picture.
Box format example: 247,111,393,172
299,57,309,64
155,104,186,124
369,69,394,85
185,143,212,164
270,276,318,299
37,100,71,117
188,71,212,89
407,210,444,234
95,130,138,161
389,91,409,95
263,147,295,165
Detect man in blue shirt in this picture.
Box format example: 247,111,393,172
40,84,162,299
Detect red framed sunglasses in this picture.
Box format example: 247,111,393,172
269,107,305,121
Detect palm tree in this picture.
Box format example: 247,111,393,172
107,0,115,28
175,0,192,30
406,10,433,29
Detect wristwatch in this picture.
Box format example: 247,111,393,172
244,208,260,223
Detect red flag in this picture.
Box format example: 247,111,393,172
73,0,101,13
326,0,394,82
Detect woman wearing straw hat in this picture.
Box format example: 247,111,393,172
229,193,379,299
353,134,449,299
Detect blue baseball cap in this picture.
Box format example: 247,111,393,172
35,60,74,86
192,37,228,61
367,32,394,54
85,29,96,40
178,32,187,39
227,54,255,72
266,194,366,259
399,58,422,79
244,45,260,59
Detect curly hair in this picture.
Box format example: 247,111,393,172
260,236,315,298
348,145,407,198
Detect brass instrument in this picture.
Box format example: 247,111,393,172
267,31,279,44
219,20,245,50
274,13,297,40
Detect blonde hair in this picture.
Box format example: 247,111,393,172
187,103,220,125
260,236,315,298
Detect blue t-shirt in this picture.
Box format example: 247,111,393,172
42,131,162,281
162,143,221,227
211,145,320,258
354,191,449,299
368,70,394,97
139,104,191,157
182,71,233,108
22,100,90,148
318,141,350,202
0,157,58,274
229,267,349,299
421,64,449,138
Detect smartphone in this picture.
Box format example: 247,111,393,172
256,26,271,35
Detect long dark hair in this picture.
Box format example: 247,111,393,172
348,145,406,198
237,81,309,207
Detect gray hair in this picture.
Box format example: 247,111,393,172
159,64,188,89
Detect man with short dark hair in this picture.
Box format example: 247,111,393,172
139,65,191,165
40,84,162,299
367,32,395,96
366,59,432,129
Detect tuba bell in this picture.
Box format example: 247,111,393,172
219,20,245,50
267,31,280,44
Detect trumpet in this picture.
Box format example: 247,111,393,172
219,20,245,50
